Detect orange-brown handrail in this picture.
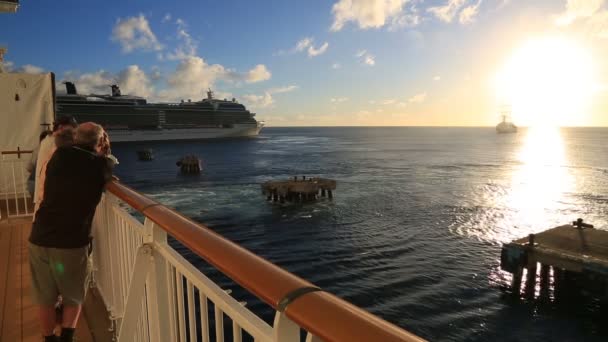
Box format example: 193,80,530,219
106,181,425,342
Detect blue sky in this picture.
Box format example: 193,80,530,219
2,0,607,126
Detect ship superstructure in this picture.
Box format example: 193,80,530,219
496,106,517,134
56,83,264,142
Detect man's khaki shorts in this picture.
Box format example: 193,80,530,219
28,243,91,306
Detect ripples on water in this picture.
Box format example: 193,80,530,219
113,127,608,341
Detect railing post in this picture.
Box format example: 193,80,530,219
117,244,152,341
273,311,300,342
143,218,175,342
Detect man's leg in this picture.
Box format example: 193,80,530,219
37,305,57,336
60,305,81,342
53,245,91,342
29,243,60,339
61,305,82,328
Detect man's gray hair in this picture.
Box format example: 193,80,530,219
75,122,104,149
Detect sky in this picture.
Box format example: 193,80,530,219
1,0,608,127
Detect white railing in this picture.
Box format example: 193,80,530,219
91,182,424,342
0,149,33,219
92,192,295,341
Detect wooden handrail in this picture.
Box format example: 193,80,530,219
106,181,424,342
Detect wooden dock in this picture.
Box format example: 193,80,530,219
0,209,110,341
500,219,608,301
262,177,337,203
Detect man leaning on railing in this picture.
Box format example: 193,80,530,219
28,122,114,342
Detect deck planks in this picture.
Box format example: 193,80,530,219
0,218,95,341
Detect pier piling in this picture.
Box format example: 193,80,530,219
500,219,608,302
261,177,337,204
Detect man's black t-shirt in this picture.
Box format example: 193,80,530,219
29,145,112,248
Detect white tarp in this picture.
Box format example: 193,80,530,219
0,72,54,200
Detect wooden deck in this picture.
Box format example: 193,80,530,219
0,217,94,341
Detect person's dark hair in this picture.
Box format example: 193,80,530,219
55,128,75,148
53,116,78,132
39,130,51,142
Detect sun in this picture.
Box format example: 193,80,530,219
495,36,595,127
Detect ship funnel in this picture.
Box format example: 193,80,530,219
65,82,77,95
111,85,122,97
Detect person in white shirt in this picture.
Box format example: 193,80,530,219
33,116,78,215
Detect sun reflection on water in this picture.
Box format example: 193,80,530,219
451,127,576,244
506,127,574,234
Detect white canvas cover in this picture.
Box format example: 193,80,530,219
0,72,54,201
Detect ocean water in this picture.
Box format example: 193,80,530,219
112,127,608,341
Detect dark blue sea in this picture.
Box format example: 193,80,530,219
112,127,608,342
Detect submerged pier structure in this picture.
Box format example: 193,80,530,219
176,155,202,173
262,176,337,203
500,219,608,301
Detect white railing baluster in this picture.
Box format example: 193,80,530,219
176,270,187,342
273,312,300,342
305,332,323,342
198,292,210,342
167,263,178,339
10,160,18,215
214,305,224,342
187,280,197,342
117,244,152,341
232,321,242,342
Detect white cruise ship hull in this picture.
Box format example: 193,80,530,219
108,123,263,142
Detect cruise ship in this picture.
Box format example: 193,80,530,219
56,83,264,142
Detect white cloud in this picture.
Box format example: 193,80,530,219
60,70,117,95
19,64,45,74
433,75,441,81
331,0,410,31
330,97,349,103
288,37,329,57
365,56,375,65
382,99,396,105
3,62,45,74
295,37,313,52
268,85,299,93
157,56,228,101
356,50,376,66
389,12,421,30
151,66,162,80
332,63,341,69
308,42,329,57
587,10,608,38
555,0,604,26
244,64,271,83
427,0,467,23
243,85,298,109
162,13,172,23
459,0,482,24
111,14,163,53
118,65,153,98
164,18,198,61
243,93,274,108
2,60,14,72
408,92,427,103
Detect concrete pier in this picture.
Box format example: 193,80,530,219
500,219,608,301
261,177,337,203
